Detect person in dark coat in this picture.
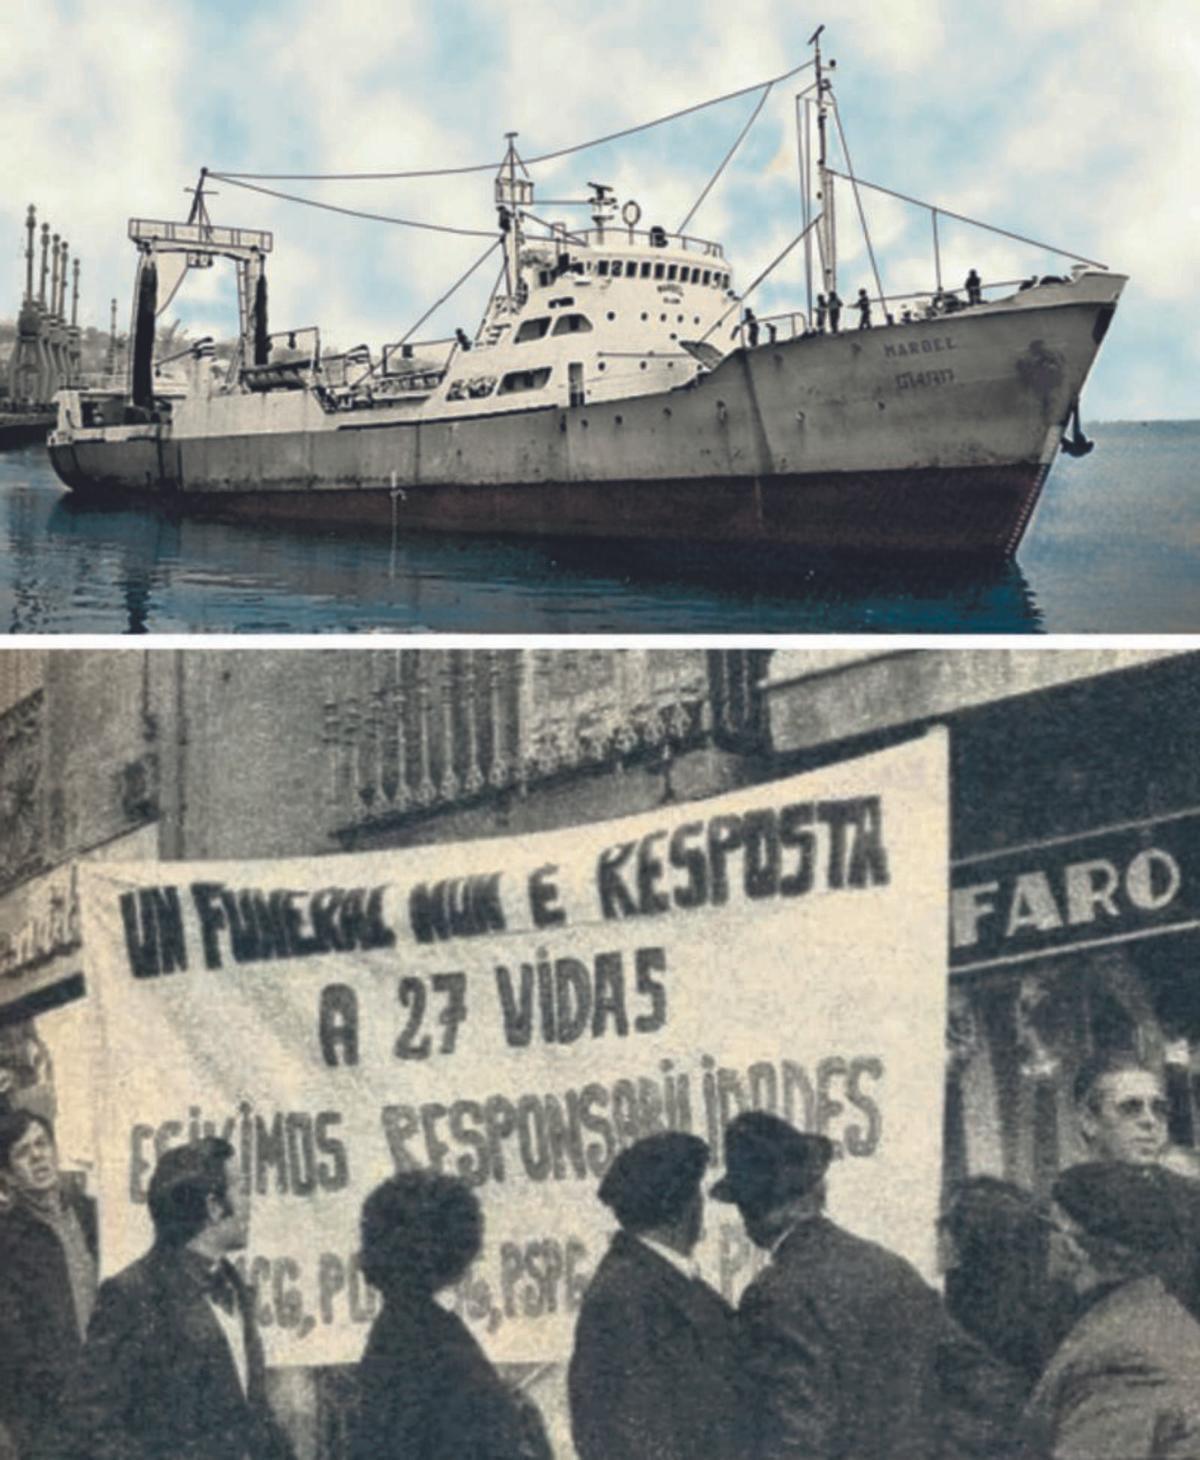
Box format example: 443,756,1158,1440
0,1110,97,1460
942,1176,1066,1388
1022,1161,1200,1459
351,1170,550,1460
60,1136,294,1460
713,1112,1024,1460
568,1132,743,1460
827,289,842,333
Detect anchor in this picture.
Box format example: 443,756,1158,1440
1061,398,1094,457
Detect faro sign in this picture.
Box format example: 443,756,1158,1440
950,809,1199,973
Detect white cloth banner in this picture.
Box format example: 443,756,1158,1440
80,732,948,1367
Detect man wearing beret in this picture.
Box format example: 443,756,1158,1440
713,1111,1023,1460
1023,1161,1200,1459
568,1131,743,1460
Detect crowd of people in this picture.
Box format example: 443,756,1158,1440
3,1050,1200,1458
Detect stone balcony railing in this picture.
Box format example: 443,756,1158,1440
323,649,770,835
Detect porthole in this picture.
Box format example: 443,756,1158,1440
641,311,648,321
606,310,616,321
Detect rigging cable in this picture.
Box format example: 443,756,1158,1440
699,214,822,344
830,100,886,315
155,262,191,319
518,210,588,245
205,175,498,239
676,82,774,235
398,237,502,345
825,170,1108,268
210,58,814,182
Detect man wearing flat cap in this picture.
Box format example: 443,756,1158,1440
1023,1161,1200,1459
568,1131,743,1460
713,1111,1023,1460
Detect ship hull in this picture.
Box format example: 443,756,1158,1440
49,278,1123,558
47,452,1050,556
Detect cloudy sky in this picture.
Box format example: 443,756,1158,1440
2,0,1196,419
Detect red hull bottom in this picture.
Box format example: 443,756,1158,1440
49,453,1049,558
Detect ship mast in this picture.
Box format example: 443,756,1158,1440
811,26,837,301
494,133,533,310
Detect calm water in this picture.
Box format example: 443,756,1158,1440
1,422,1195,634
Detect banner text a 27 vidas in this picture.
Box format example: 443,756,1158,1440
80,732,949,1367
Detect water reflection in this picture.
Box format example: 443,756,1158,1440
4,442,1048,634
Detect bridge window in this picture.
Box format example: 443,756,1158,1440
640,261,652,278
654,262,665,280
667,264,678,281
612,260,624,277
552,313,593,335
515,317,551,342
703,269,712,285
597,260,610,277
499,367,552,394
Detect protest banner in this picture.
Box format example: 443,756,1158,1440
79,731,948,1366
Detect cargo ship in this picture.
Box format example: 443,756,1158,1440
48,38,1125,557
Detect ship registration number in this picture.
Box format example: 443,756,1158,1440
884,335,958,392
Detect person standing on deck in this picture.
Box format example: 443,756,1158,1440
856,288,872,329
